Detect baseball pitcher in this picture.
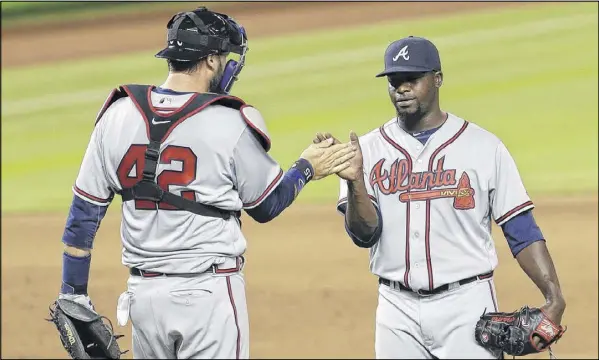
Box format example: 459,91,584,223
315,36,566,359
47,7,357,359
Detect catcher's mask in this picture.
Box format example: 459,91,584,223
155,7,248,94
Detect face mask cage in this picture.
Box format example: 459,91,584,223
213,14,248,94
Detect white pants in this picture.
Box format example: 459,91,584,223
117,270,249,359
375,277,503,359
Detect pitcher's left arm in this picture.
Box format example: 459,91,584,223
501,211,566,322
491,141,566,324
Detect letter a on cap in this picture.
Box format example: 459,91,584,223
393,45,410,61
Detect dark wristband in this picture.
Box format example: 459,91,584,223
61,252,91,295
291,158,314,183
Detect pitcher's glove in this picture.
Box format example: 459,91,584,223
475,305,566,357
46,296,127,359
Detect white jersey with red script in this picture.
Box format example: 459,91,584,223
337,113,533,292
72,89,283,274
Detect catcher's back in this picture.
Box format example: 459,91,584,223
73,87,278,274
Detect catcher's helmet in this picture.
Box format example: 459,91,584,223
156,7,248,94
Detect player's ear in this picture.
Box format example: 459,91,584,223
434,71,443,88
206,55,217,71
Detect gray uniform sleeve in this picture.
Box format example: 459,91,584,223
73,120,114,206
490,141,534,226
232,128,284,209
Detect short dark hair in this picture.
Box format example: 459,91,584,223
167,59,203,74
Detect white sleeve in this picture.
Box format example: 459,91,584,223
232,127,283,209
336,171,378,215
73,121,114,206
490,142,534,225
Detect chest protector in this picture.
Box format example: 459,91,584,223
103,84,246,220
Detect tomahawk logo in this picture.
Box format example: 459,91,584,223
393,45,410,61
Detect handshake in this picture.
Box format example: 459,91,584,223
299,131,363,182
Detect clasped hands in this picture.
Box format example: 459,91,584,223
300,131,363,182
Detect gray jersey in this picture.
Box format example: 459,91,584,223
337,113,533,291
74,90,282,273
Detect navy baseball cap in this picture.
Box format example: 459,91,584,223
375,36,441,77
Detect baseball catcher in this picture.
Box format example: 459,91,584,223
46,5,357,359
46,295,126,359
475,305,566,358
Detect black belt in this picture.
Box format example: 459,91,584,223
130,257,244,278
379,271,494,296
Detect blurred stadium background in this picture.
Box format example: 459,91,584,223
2,2,597,358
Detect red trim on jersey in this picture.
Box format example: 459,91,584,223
243,169,284,208
380,125,413,288
240,104,271,152
73,186,112,204
403,203,412,287
495,201,534,224
425,120,469,290
226,277,241,359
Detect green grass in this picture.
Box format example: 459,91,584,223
2,3,597,213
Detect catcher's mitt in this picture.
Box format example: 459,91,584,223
475,305,566,357
46,298,127,359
